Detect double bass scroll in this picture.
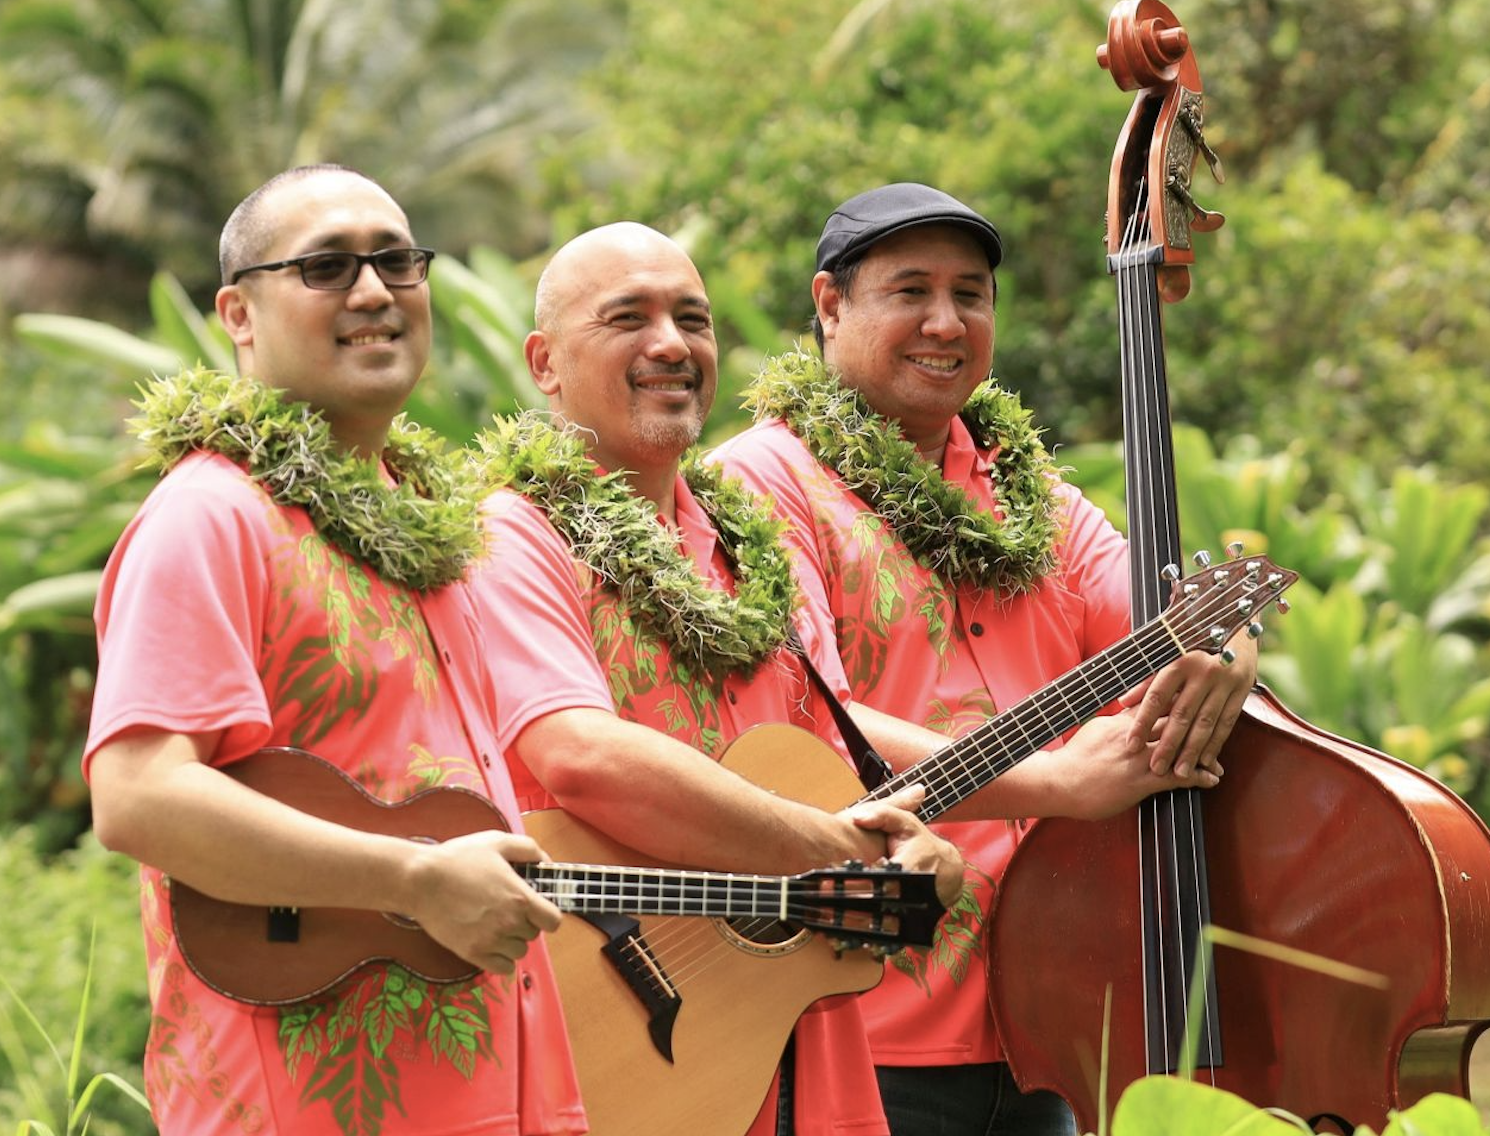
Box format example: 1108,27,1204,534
1098,0,1224,303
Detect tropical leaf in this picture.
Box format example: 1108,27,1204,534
12,314,180,376
1366,468,1488,618
147,272,233,372
0,572,103,637
1111,1076,1306,1134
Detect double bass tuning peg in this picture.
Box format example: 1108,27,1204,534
1179,104,1226,185
1168,174,1225,234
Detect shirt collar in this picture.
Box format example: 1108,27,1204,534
940,412,994,482
670,473,719,566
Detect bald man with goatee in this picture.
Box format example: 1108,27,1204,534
469,222,965,1136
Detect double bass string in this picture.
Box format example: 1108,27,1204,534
1116,176,1221,1081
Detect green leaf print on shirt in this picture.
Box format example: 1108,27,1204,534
381,590,440,704
425,986,495,1078
891,863,996,996
827,507,958,692
407,745,479,791
589,589,725,755
923,692,1000,739
261,530,442,747
281,968,498,1136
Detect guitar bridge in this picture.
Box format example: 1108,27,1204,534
582,914,682,1063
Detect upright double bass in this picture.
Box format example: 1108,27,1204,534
987,4,1490,1132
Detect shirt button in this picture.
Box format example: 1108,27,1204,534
726,689,738,704
969,622,985,636
522,972,533,990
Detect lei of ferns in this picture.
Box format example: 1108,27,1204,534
131,367,484,591
746,350,1063,595
471,413,799,682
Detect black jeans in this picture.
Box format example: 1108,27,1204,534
876,1063,1077,1136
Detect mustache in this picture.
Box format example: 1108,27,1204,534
336,317,405,337
628,361,702,385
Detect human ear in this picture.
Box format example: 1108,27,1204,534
811,271,843,341
216,285,255,348
524,330,560,396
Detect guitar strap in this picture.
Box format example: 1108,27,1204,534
776,630,885,1136
775,1033,796,1136
785,629,891,791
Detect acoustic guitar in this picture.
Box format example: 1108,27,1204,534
526,551,1298,1135
169,746,944,1006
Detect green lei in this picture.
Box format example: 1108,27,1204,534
745,350,1062,595
130,366,484,591
470,412,799,682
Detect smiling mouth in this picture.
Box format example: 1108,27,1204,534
340,331,399,347
632,366,701,393
908,354,960,373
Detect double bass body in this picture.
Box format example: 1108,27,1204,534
990,687,1490,1133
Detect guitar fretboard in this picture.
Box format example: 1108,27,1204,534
520,863,793,919
515,861,934,946
859,564,1267,821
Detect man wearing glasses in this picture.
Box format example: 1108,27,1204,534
83,165,587,1136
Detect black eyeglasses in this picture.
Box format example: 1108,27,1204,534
230,247,436,290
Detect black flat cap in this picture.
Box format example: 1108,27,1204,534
815,182,1003,273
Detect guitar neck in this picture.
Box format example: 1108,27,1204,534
519,862,797,920
863,615,1183,821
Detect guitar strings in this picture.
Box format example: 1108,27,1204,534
858,560,1274,818
579,556,1280,1006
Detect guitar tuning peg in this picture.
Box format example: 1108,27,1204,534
1192,549,1212,569
1161,563,1181,581
1226,540,1244,557
1275,599,1291,615
1247,621,1265,639
1209,627,1227,645
1220,647,1237,665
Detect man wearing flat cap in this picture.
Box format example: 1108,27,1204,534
711,183,1256,1136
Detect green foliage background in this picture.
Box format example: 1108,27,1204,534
3,0,1490,1131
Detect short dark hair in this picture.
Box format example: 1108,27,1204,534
810,256,865,353
218,163,374,285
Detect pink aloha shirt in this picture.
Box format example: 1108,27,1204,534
84,451,586,1136
475,477,890,1136
711,414,1131,1066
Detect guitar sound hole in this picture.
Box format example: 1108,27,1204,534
718,916,810,956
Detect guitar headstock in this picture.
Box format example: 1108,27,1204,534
1160,549,1298,658
787,862,945,953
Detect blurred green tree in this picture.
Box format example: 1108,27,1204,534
0,0,621,316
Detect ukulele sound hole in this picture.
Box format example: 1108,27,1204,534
718,916,810,956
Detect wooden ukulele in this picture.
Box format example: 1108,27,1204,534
169,746,944,1006
527,552,1298,1135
